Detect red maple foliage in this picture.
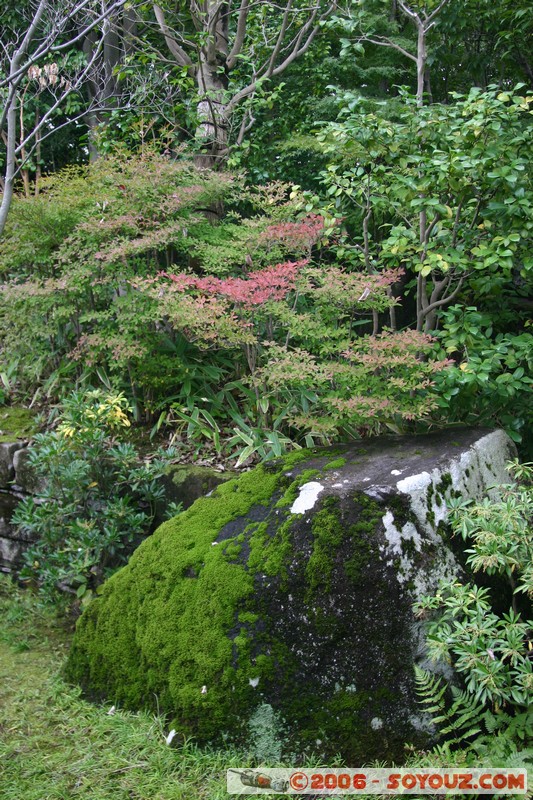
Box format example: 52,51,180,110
160,259,308,309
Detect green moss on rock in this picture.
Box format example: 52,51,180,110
323,457,347,470
435,472,452,496
0,407,36,443
66,455,310,739
306,497,344,595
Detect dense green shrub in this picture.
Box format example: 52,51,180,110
433,307,533,448
3,100,530,459
0,150,454,462
13,390,175,605
0,153,262,417
293,86,533,447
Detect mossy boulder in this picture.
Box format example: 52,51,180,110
65,429,515,763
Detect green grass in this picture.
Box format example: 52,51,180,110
0,577,254,800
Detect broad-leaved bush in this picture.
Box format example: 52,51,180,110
13,390,175,605
294,86,533,447
414,461,532,760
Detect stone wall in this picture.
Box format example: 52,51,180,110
0,443,37,571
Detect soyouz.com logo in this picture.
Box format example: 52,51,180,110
227,768,528,794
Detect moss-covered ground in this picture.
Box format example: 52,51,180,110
0,406,36,442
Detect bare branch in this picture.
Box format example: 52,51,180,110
0,0,128,90
357,35,417,64
271,7,322,74
426,0,450,25
397,0,419,24
424,212,441,245
50,0,128,52
15,43,104,157
153,4,194,69
227,0,251,68
0,1,48,132
16,1,48,62
266,0,295,79
236,110,255,145
226,1,336,113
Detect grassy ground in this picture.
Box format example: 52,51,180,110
0,577,252,800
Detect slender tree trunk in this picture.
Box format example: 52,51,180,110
123,7,137,56
83,28,100,161
416,20,426,107
20,97,31,198
84,9,133,160
0,94,17,236
34,106,41,195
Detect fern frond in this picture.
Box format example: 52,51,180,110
415,668,487,747
414,667,447,710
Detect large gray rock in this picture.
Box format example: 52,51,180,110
66,428,515,764
158,464,235,512
12,447,46,495
0,442,24,488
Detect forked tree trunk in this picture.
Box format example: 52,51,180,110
152,0,336,171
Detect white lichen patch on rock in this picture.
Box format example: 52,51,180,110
395,470,437,536
396,429,514,540
381,508,456,598
290,481,324,514
382,511,422,556
384,430,515,599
